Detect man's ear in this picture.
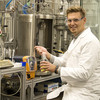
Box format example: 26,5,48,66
83,17,86,24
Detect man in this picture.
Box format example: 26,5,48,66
35,6,100,100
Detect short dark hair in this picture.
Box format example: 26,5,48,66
66,6,86,18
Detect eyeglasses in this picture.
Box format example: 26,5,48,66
67,17,84,23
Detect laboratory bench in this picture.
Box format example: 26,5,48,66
0,66,61,100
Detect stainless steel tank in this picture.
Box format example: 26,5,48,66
15,14,35,56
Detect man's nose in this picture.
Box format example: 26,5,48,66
70,20,75,24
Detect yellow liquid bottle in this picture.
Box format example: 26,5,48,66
41,53,49,72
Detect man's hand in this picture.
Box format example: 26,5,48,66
34,46,51,60
40,61,56,72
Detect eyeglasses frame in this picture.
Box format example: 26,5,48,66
66,17,84,23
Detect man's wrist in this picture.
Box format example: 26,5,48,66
55,65,59,74
57,67,60,74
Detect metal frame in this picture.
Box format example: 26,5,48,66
26,79,33,100
0,67,26,100
33,73,60,100
25,73,60,100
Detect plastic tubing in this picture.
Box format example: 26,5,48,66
22,4,28,14
5,0,12,9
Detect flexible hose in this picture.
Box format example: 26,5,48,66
5,0,13,9
22,4,28,14
1,73,22,96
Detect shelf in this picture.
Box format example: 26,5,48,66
33,73,60,83
0,67,25,76
33,93,47,100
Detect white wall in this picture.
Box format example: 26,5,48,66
82,0,100,39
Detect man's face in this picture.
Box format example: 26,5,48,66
67,12,86,36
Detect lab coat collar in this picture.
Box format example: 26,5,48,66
78,27,91,39
72,27,90,39
68,27,91,52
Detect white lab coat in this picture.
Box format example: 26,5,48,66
47,27,100,100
